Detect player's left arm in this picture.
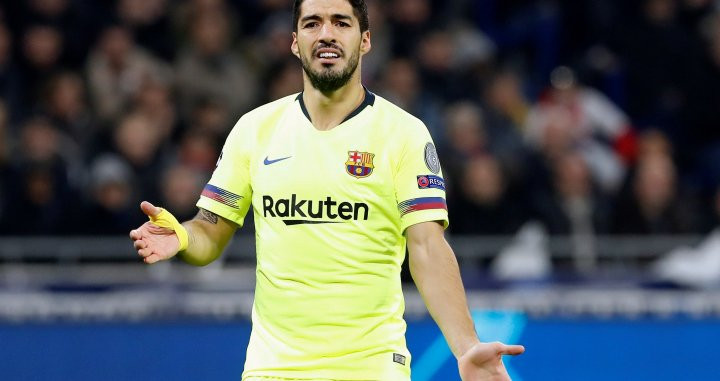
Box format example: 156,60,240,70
407,221,524,380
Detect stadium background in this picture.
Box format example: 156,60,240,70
1,0,720,380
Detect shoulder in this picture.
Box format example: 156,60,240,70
372,93,429,135
228,93,299,136
241,93,299,124
223,93,299,150
371,93,433,152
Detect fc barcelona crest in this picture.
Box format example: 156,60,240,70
345,151,375,178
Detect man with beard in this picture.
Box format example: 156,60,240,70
129,0,523,379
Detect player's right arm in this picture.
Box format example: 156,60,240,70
131,113,254,265
129,202,238,266
180,207,237,265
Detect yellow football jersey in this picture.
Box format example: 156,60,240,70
196,89,449,380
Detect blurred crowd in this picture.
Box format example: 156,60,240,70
1,0,720,237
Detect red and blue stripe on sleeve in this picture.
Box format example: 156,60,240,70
398,197,447,217
201,184,243,209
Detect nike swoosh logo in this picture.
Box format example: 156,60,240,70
263,156,292,165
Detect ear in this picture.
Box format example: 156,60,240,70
360,30,372,56
291,32,300,58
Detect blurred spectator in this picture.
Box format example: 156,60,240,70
24,0,70,23
188,99,231,139
452,23,495,73
18,117,61,165
131,80,177,142
14,116,82,184
0,23,23,123
359,0,391,85
0,101,11,229
80,154,143,235
470,0,561,95
174,0,230,33
483,70,531,133
176,129,219,173
2,163,75,235
22,24,63,69
117,0,175,61
262,59,303,104
525,66,634,192
556,0,624,62
441,101,487,185
248,11,295,85
232,0,288,36
416,24,495,102
379,58,443,142
620,0,705,135
87,25,172,123
175,10,258,122
20,24,64,115
111,113,169,201
531,150,611,234
636,128,673,158
416,29,474,102
17,0,93,68
388,0,433,56
0,101,9,167
612,153,697,234
4,116,78,235
258,0,292,12
449,154,526,235
681,10,720,187
442,101,526,186
159,164,206,222
41,71,93,145
530,151,611,272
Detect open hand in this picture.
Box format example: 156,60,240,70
458,341,525,381
129,201,180,264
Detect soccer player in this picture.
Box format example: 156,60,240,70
129,0,524,379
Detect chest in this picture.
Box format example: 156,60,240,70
250,119,396,202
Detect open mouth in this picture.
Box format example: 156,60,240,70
315,48,342,64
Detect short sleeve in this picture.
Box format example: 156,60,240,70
394,122,449,233
196,117,253,226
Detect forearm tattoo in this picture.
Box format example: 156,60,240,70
196,208,219,224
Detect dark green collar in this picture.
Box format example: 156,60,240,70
296,87,376,125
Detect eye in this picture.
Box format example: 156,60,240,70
303,21,319,29
336,21,351,27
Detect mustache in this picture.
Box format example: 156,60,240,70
312,42,344,56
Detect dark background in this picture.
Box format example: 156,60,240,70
1,0,719,239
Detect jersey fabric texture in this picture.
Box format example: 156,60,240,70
196,89,449,380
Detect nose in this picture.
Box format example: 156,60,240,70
318,22,336,43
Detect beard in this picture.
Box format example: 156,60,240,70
300,45,360,93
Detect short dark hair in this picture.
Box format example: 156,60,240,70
293,0,369,33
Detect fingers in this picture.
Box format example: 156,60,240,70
131,222,167,265
134,239,147,250
143,253,163,264
140,201,162,218
495,343,525,356
136,244,166,264
129,229,142,240
137,247,152,258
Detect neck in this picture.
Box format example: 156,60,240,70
302,74,365,131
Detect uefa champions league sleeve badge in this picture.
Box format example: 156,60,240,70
424,142,440,174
